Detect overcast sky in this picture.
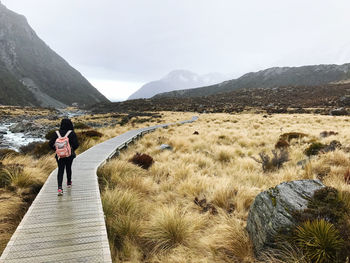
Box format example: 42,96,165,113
2,0,350,101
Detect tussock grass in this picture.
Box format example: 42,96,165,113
0,111,187,256
0,154,56,253
96,113,350,262
143,206,202,253
205,215,253,262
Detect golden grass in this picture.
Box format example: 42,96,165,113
97,113,350,262
143,206,203,253
0,154,56,254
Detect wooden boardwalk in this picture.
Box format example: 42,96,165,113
0,116,198,263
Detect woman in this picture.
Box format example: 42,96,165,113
49,118,79,196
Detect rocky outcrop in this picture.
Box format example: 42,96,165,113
246,179,325,256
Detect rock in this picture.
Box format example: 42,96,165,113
10,122,27,133
296,159,309,168
193,131,199,135
323,140,341,152
9,121,50,138
246,179,325,256
330,108,348,116
339,95,350,106
159,144,172,151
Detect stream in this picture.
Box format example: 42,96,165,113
0,109,86,151
0,123,45,151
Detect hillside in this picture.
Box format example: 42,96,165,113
91,83,350,114
128,70,229,100
0,2,109,107
155,64,350,98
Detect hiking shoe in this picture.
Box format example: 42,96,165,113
58,189,63,196
67,182,72,188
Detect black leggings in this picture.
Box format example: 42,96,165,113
57,157,74,189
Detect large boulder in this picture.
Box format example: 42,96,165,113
9,121,49,138
246,179,325,256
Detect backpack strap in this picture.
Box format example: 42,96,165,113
55,131,62,138
64,130,72,138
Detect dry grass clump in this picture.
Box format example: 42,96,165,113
143,206,202,253
205,216,254,262
102,188,144,260
96,112,350,262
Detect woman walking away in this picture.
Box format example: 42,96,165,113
49,119,79,196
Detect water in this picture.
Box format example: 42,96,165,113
0,123,45,151
0,109,86,151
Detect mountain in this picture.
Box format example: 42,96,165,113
0,2,109,107
154,64,350,98
90,83,350,115
127,70,229,100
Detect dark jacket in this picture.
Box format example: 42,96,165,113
49,119,79,159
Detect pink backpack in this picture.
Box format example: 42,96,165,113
54,130,72,159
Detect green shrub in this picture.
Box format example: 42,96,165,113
32,142,52,158
45,130,56,140
294,187,348,225
292,187,350,261
304,142,326,156
74,122,90,129
119,116,130,126
19,142,37,155
252,149,289,172
129,153,154,170
76,130,103,144
294,219,343,263
45,130,57,140
81,130,103,138
275,139,290,149
20,141,52,158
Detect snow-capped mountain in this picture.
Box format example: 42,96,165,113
127,70,229,100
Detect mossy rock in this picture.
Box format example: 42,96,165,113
246,180,325,256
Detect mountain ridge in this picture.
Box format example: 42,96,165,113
154,63,350,98
0,2,109,107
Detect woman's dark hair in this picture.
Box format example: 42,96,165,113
60,118,74,130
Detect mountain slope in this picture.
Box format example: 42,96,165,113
128,70,228,100
0,2,109,107
155,64,350,98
